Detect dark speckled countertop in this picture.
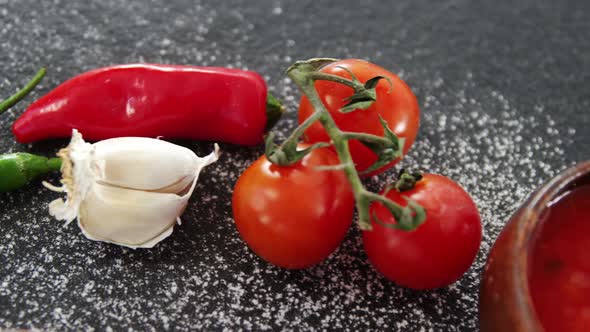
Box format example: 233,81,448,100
1,0,589,331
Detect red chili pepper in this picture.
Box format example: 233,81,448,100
12,64,284,145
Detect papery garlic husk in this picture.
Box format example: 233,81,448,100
44,129,220,249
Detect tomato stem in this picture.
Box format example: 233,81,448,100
265,108,324,166
0,67,46,114
272,58,426,231
294,77,373,228
365,191,426,231
267,61,401,169
341,131,393,146
309,72,365,91
286,109,322,146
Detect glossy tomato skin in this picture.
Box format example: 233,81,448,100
363,174,482,289
232,146,355,269
298,59,420,177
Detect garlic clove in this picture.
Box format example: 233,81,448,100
93,136,215,192
143,174,195,194
78,182,188,249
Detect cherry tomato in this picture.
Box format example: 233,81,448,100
363,174,482,289
298,59,420,177
232,146,355,269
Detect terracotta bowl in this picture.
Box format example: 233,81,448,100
479,161,590,332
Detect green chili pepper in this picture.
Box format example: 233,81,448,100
0,67,46,114
0,67,52,192
0,153,61,192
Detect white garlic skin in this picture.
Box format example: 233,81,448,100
46,129,220,249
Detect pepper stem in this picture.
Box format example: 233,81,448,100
266,58,426,231
47,157,63,171
0,67,46,114
265,93,285,132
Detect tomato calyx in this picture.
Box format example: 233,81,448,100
348,116,405,175
335,65,393,113
263,58,426,232
386,169,423,193
372,169,427,231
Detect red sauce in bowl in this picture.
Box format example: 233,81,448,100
528,185,590,332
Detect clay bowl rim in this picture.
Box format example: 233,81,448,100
497,160,590,329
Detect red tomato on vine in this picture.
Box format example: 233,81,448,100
232,145,355,269
363,173,482,289
298,59,420,177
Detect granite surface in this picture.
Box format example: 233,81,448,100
1,0,589,331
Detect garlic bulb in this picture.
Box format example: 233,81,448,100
44,129,220,249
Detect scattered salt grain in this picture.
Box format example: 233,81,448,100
0,4,579,332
